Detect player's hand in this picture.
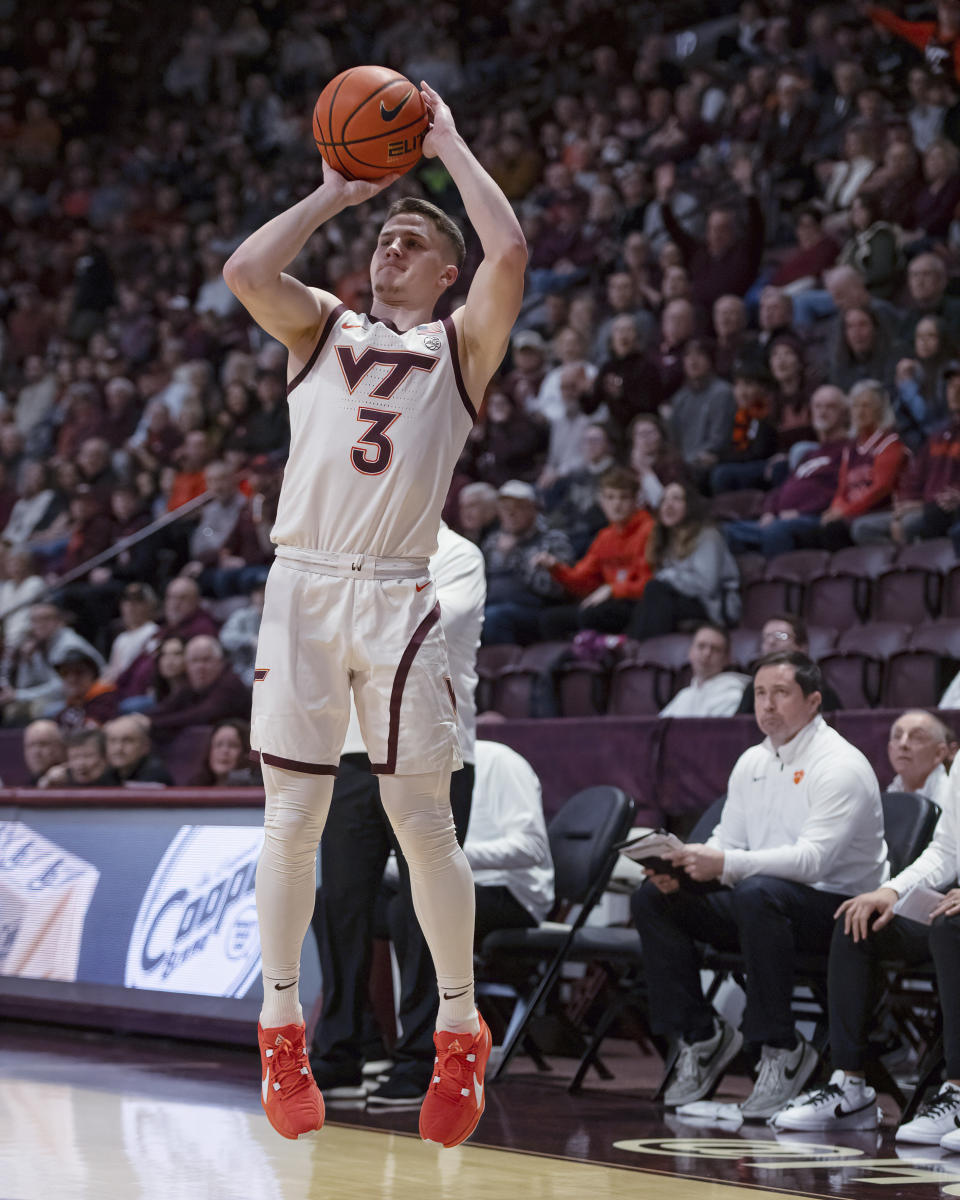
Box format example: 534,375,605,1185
668,843,724,883
420,81,456,158
643,866,680,894
930,888,960,919
835,887,899,941
319,159,399,205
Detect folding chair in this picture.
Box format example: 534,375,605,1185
478,784,637,1081
568,795,728,1094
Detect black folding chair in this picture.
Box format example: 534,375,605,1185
478,784,636,1082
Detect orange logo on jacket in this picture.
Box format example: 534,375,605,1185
793,770,804,785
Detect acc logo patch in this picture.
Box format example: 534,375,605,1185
793,769,805,785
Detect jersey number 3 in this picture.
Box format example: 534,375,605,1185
352,406,400,475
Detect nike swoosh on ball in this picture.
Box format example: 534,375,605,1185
380,92,411,121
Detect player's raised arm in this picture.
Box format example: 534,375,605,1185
223,166,397,362
419,83,527,402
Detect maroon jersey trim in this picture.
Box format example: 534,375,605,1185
442,316,477,422
369,601,441,774
287,303,347,396
251,749,339,776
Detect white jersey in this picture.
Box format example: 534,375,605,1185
272,305,475,559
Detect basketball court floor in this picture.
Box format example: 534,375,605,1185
3,1023,960,1200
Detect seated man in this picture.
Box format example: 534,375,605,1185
146,635,250,745
772,764,960,1149
21,718,65,785
481,480,573,645
632,652,887,1120
37,727,119,788
458,737,554,946
534,467,654,641
104,714,174,785
723,385,849,557
660,623,750,718
737,614,842,713
885,709,952,809
0,601,104,725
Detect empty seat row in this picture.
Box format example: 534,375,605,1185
736,540,960,629
476,619,960,717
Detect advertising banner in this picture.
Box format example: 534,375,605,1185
0,803,320,1033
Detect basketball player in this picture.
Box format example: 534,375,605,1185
223,81,526,1147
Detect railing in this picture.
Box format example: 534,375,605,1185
0,489,215,625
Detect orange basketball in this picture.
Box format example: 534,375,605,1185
313,66,428,182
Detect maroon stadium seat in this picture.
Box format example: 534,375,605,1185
476,644,523,713
490,641,571,719
818,622,912,709
882,620,960,709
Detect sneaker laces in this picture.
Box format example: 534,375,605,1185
428,1037,478,1107
268,1034,314,1098
918,1086,960,1119
790,1081,843,1109
672,1042,702,1085
754,1048,790,1096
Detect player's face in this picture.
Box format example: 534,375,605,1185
753,663,821,747
371,215,455,305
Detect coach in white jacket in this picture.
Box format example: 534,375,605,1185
631,651,887,1121
774,748,960,1146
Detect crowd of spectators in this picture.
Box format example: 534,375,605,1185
9,0,960,776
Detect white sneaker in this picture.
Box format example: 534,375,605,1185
941,1125,960,1154
770,1069,879,1131
741,1035,819,1120
896,1083,960,1145
663,1018,743,1108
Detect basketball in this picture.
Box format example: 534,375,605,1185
313,66,428,182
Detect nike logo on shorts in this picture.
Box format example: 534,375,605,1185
380,91,412,122
416,581,430,592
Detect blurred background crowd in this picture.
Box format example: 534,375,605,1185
6,0,960,768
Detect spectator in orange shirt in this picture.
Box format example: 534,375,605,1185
166,429,211,512
865,0,960,83
532,467,654,639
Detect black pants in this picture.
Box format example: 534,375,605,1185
537,597,636,641
828,912,960,1078
310,754,473,1077
624,580,707,641
631,875,847,1047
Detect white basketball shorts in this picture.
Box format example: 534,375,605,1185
250,547,462,776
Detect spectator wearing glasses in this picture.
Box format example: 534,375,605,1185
737,614,843,713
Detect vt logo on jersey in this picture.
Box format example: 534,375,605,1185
336,346,438,399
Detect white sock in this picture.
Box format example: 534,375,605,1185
379,769,480,1036
256,764,333,1029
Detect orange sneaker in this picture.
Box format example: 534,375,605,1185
418,1016,492,1148
258,1021,325,1140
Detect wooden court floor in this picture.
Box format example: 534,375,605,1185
3,1024,960,1200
